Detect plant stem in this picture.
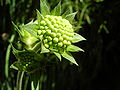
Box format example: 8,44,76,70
24,76,29,90
5,34,15,78
16,71,24,90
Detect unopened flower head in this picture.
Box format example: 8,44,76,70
37,15,74,52
11,0,86,71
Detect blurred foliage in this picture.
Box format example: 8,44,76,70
0,0,120,90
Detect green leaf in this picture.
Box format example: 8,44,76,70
40,0,50,16
20,23,38,38
65,11,77,23
10,62,19,70
62,52,78,66
41,43,50,53
31,81,39,90
67,45,84,52
61,9,70,18
72,33,86,43
12,44,42,61
54,52,61,61
12,21,21,34
51,2,61,16
36,9,44,26
10,61,26,71
31,72,40,90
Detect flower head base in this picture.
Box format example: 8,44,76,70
37,15,74,53
11,0,86,72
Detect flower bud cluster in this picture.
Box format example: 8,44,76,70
37,15,74,51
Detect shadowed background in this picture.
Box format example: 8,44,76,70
0,0,120,90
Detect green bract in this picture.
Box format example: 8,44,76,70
11,0,86,72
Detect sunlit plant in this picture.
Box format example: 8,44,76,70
11,0,86,89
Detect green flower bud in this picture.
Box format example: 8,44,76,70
47,36,52,41
58,42,63,47
66,41,71,45
45,26,49,29
41,30,46,34
44,44,49,48
62,35,67,39
40,20,46,25
54,24,59,28
63,40,68,45
48,41,52,45
59,37,63,41
53,38,59,43
50,32,56,37
37,15,75,52
39,35,43,40
46,30,51,34
38,30,42,35
43,39,48,43
40,26,44,30
56,33,61,37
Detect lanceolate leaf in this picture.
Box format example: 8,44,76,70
62,52,78,66
11,45,45,71
40,0,50,16
10,61,25,71
51,2,61,16
12,21,21,34
67,45,84,52
36,9,44,26
61,9,70,18
12,44,42,62
20,23,38,38
72,33,86,43
65,11,77,23
10,62,19,70
54,52,61,61
41,43,50,53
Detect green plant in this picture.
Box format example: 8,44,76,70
11,0,86,89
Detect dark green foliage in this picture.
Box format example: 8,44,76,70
0,0,120,90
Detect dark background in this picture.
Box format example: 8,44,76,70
0,0,120,90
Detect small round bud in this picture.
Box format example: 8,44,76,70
39,35,43,40
59,37,63,41
56,33,61,37
48,41,52,45
53,38,59,43
44,44,49,48
63,40,68,45
49,24,54,30
40,20,46,25
58,42,63,47
51,19,56,24
38,30,42,35
41,30,46,34
54,24,59,28
46,30,51,34
52,28,57,32
40,26,44,30
47,36,52,41
45,19,51,26
68,37,73,41
62,35,67,39
45,26,49,30
68,33,74,37
43,39,48,43
66,41,71,45
50,33,56,38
